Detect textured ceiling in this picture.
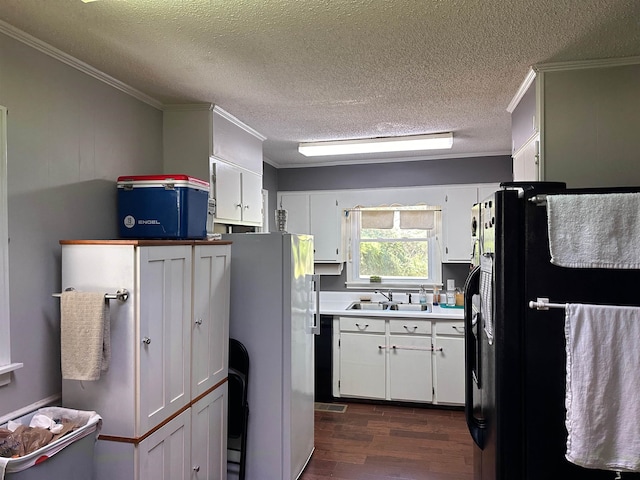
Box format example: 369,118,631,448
1,0,639,167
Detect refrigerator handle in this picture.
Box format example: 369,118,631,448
312,274,321,335
463,265,486,449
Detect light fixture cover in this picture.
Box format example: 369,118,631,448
298,132,453,156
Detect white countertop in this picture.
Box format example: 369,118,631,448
319,291,464,319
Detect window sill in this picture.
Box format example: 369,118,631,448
0,363,24,387
346,281,443,290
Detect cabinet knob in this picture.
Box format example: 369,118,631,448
452,325,465,334
355,323,368,330
193,465,200,472
403,325,418,332
244,205,250,209
195,318,203,326
142,337,151,345
236,203,242,208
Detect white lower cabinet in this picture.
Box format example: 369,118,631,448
337,318,385,399
433,320,466,405
60,240,231,480
339,332,386,399
140,409,191,480
389,318,434,402
335,316,463,405
191,384,228,480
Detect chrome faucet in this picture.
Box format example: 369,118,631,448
376,290,393,302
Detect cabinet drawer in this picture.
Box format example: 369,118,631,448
339,317,385,333
389,319,431,335
435,320,465,336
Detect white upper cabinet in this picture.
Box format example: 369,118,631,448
211,107,264,175
278,193,310,235
508,61,640,188
310,194,342,262
442,186,478,263
211,158,264,227
278,192,343,263
509,72,540,182
164,104,265,226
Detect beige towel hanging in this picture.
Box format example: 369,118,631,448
60,291,110,381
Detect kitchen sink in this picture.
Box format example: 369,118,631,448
389,303,432,312
347,302,388,310
346,301,432,312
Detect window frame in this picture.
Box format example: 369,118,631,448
0,105,23,386
345,206,443,289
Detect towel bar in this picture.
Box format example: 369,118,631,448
53,288,129,302
528,194,547,206
528,298,565,310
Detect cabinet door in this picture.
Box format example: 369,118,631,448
191,384,228,480
139,245,192,434
139,408,191,480
388,336,433,402
310,194,341,262
338,332,386,399
443,187,477,262
434,336,465,405
240,171,264,225
513,136,540,182
213,161,242,222
278,193,310,235
192,244,231,397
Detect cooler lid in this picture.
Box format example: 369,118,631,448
117,174,209,189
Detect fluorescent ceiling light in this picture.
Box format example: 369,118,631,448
298,132,453,157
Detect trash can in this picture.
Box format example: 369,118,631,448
0,407,101,480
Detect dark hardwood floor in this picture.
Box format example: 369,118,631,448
301,402,473,480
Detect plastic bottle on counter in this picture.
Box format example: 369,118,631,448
446,279,456,306
433,286,440,306
419,285,427,305
455,287,464,306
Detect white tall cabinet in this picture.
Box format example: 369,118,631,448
60,239,231,480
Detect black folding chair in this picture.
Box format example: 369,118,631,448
227,338,249,480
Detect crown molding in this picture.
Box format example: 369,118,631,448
163,103,213,112
0,19,163,110
507,68,537,113
212,105,266,141
533,55,640,73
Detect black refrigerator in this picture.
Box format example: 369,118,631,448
463,182,640,480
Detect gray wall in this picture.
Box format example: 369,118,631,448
277,155,512,191
0,32,163,417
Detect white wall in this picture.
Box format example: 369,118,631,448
0,31,163,417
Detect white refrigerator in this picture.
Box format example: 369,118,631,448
223,232,317,480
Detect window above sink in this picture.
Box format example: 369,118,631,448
345,205,442,289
